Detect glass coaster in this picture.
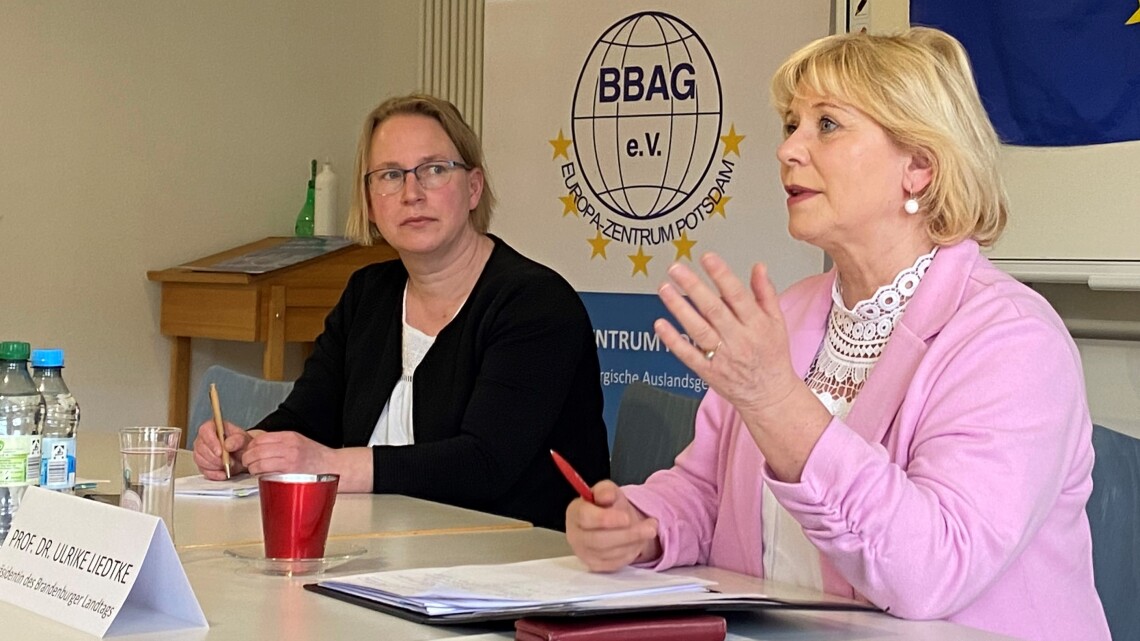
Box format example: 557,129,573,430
224,542,366,576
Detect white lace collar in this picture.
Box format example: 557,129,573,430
805,248,937,409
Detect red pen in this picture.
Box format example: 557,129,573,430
550,449,595,503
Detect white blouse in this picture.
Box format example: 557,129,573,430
761,249,936,590
367,285,454,447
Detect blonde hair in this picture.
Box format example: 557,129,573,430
771,27,1007,246
345,93,495,245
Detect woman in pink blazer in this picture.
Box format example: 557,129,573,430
566,27,1110,641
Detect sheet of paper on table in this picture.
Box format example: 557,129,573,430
73,477,110,491
175,473,259,497
317,556,713,617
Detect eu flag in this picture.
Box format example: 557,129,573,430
911,1,1140,146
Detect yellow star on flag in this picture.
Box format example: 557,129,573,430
711,195,732,218
1128,3,1140,25
559,193,577,216
587,232,610,259
549,129,573,160
673,232,697,261
628,245,652,276
720,124,745,157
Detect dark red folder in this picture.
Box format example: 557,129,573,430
515,613,727,641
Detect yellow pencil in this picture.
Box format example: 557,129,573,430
208,383,232,479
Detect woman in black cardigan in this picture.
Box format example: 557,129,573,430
193,94,609,530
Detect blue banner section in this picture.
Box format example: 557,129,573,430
911,1,1140,146
579,291,708,447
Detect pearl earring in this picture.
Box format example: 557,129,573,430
904,192,920,215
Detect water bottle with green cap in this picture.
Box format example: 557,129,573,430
0,341,45,542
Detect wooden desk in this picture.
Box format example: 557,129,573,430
147,237,398,430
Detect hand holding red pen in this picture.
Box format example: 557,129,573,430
563,478,662,573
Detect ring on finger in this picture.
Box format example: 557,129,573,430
703,341,722,361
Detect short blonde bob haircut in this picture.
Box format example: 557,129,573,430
771,27,1007,246
345,93,495,245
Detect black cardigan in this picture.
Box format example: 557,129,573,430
256,236,610,530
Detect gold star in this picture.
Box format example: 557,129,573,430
559,193,577,216
672,232,697,261
711,195,732,218
1129,3,1140,24
587,232,610,259
628,245,652,276
549,129,573,160
720,124,745,157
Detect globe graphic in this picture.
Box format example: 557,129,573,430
572,12,722,221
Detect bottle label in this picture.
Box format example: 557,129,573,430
40,436,76,490
26,436,41,486
0,435,35,486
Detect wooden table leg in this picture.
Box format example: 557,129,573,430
263,285,286,381
169,336,192,447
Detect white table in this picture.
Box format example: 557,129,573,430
173,493,530,550
1,527,567,641
76,431,531,549
3,432,1020,640
0,521,1018,641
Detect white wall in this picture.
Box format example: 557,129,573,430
1077,340,1140,437
5,1,1136,442
0,1,422,433
1032,284,1140,438
847,1,1140,439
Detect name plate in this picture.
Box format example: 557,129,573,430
0,486,207,637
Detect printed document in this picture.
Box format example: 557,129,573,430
175,474,259,498
318,556,713,616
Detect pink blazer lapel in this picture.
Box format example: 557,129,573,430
783,272,834,379
843,241,980,445
843,327,926,445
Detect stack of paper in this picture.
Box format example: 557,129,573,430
309,556,880,624
317,556,713,617
175,474,259,498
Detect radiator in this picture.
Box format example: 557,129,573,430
421,0,484,136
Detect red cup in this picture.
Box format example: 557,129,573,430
258,473,340,559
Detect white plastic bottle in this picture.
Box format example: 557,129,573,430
314,160,339,237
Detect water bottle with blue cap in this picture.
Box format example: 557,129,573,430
32,348,80,493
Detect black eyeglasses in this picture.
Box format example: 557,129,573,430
365,160,471,196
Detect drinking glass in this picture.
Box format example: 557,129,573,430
119,426,181,539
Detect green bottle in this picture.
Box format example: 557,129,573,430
294,159,316,237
